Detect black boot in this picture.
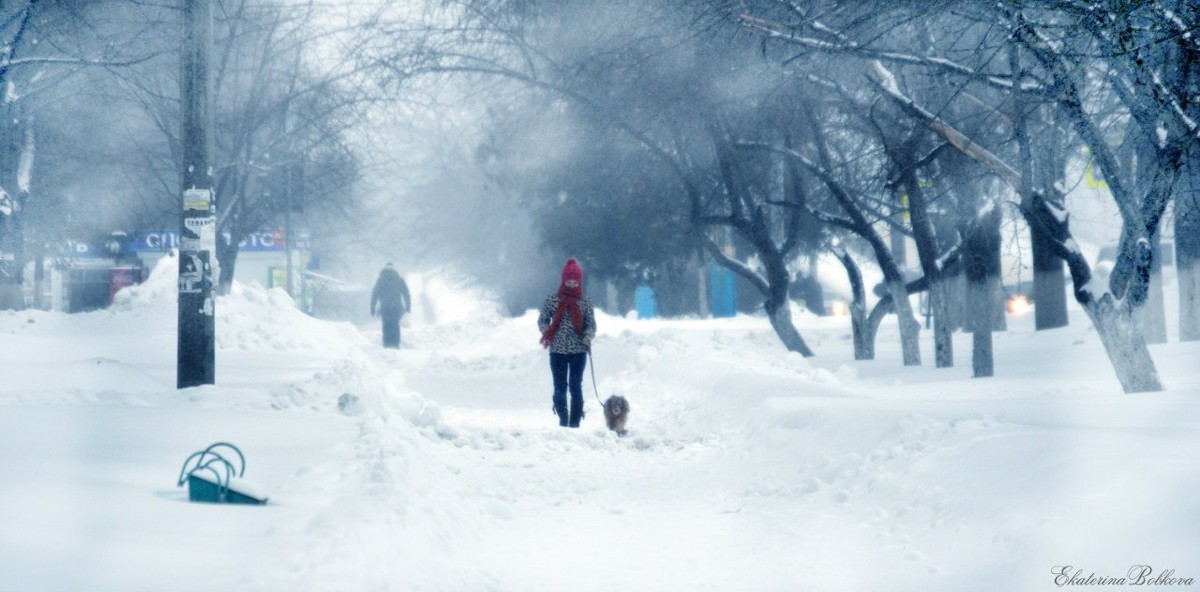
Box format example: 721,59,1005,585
554,404,568,427
568,400,584,428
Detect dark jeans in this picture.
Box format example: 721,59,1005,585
549,352,587,409
381,310,401,348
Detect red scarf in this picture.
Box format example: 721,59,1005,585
540,284,584,348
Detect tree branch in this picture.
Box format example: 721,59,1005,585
867,60,1022,188
740,13,1037,95
698,230,770,295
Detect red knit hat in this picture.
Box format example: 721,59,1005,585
561,258,583,285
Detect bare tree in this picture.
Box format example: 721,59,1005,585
737,0,1194,391
365,0,826,353
870,60,1163,393
109,0,370,295
0,0,157,309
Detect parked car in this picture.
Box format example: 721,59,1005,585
1094,239,1174,284
823,289,850,317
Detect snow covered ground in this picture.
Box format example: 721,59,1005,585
1,257,1198,592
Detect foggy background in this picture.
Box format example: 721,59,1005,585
2,0,1196,355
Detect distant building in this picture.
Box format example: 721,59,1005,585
32,229,311,313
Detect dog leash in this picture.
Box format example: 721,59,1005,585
587,348,604,407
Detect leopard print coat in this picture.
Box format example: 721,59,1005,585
537,294,597,354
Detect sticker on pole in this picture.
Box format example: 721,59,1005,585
179,250,206,294
184,188,212,211
184,217,215,234
184,217,217,252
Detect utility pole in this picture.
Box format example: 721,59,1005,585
178,0,215,388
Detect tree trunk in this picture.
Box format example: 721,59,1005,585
889,279,922,366
1138,232,1168,344
766,298,814,356
1123,138,1171,344
760,230,814,357
971,323,994,377
930,282,953,365
890,227,907,272
946,273,965,331
869,233,921,366
0,190,22,309
216,235,238,296
1086,293,1162,393
1031,218,1068,329
33,248,44,310
0,103,29,311
701,223,815,357
900,167,952,368
705,129,816,356
1011,43,1070,332
858,235,921,366
776,135,916,364
1180,257,1200,342
835,248,872,360
852,314,872,360
1025,191,1164,393
962,204,999,377
608,280,623,315
934,213,963,332
985,205,1006,332
1179,185,1200,341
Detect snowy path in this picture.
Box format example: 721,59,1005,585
1,278,1198,592
304,312,1200,591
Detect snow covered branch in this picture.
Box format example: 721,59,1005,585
867,61,1022,189
739,14,1032,94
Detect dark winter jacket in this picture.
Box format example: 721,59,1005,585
371,268,411,316
538,293,596,354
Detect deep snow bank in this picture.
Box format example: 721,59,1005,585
2,254,1198,592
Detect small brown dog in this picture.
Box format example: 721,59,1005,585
603,395,630,436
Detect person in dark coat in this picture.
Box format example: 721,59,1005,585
537,258,597,427
370,263,411,349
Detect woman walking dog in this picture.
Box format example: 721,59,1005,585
538,258,596,428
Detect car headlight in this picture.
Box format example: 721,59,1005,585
1006,294,1031,315
829,300,849,317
